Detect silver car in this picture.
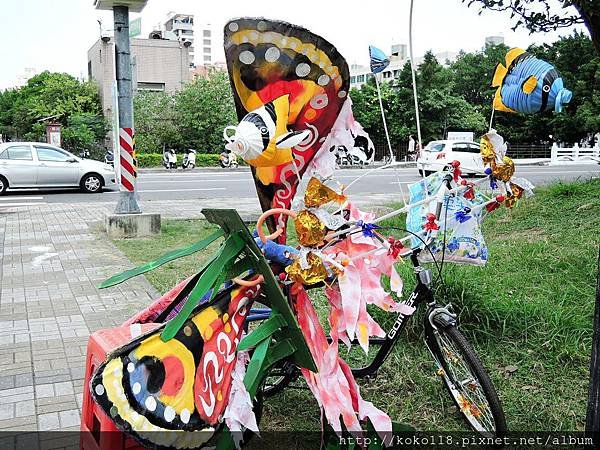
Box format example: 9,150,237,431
0,142,116,195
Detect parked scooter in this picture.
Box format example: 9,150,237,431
219,150,238,168
334,145,350,166
347,146,368,167
163,149,177,169
182,149,197,169
104,149,114,167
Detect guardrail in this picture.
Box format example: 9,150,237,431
550,143,600,165
373,142,552,161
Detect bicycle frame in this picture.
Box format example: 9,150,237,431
249,248,459,380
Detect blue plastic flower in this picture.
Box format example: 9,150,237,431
357,220,380,238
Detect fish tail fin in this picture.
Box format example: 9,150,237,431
491,63,507,87
493,88,516,113
554,88,573,112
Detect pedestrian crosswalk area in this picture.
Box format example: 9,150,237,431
0,196,47,209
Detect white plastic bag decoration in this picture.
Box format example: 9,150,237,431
406,172,489,266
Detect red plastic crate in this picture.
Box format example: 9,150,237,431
80,325,158,450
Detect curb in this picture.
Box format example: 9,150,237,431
138,167,250,173
137,159,548,173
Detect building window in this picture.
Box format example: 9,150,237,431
203,47,211,53
350,76,356,83
203,39,211,46
204,55,211,62
203,30,211,37
88,61,92,80
137,82,165,92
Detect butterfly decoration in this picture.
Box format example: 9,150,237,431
91,284,260,450
224,18,350,241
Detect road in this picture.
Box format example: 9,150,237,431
0,164,598,207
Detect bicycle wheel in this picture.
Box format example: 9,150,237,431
261,359,299,397
427,325,507,436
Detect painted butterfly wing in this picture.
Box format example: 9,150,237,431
91,284,259,450
224,17,350,240
369,45,390,74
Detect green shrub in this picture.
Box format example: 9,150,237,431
135,152,246,167
136,153,164,167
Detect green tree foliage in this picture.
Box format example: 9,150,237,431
0,71,106,155
133,71,237,154
133,91,179,154
464,0,600,56
352,51,486,146
351,33,599,147
175,71,237,153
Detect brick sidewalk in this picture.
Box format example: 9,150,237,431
0,202,167,432
0,194,398,432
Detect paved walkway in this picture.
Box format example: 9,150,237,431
0,202,167,433
0,194,399,434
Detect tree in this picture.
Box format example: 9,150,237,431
465,0,600,55
133,91,179,153
175,71,237,153
3,71,106,153
0,88,19,139
352,54,486,146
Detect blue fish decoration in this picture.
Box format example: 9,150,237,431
369,46,390,74
492,48,572,113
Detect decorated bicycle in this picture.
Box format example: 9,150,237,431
85,15,571,450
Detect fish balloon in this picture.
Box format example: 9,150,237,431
492,48,572,113
223,95,310,173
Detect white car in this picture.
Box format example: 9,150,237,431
0,142,116,195
416,140,485,176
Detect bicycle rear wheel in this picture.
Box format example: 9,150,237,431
427,325,507,437
261,359,299,397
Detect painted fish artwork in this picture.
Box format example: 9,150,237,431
223,95,310,176
224,17,350,234
492,47,572,113
91,284,260,450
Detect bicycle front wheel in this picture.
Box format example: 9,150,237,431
427,325,507,437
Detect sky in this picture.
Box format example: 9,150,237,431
0,0,586,90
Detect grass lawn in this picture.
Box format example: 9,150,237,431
112,178,599,432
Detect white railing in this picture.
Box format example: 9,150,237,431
550,143,600,165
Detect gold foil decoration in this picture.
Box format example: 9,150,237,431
285,252,328,285
505,182,524,208
480,135,496,166
294,210,326,247
491,156,515,182
304,177,346,208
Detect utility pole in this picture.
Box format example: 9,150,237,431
113,5,140,214
95,0,159,238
